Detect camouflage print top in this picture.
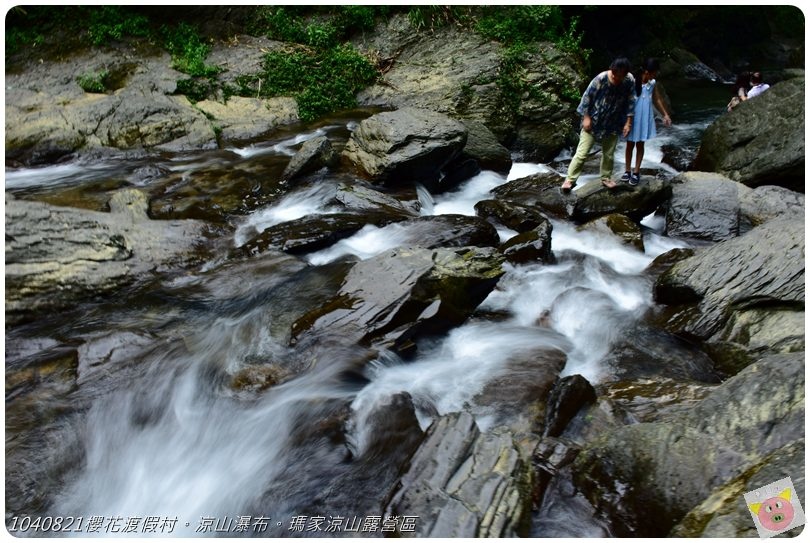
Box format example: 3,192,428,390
576,70,637,139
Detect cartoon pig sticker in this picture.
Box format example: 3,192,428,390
749,488,795,532
745,477,806,539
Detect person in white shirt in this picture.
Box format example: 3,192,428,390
747,72,770,99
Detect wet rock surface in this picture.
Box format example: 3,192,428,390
573,353,804,537
692,77,805,192
385,412,534,537
5,189,210,325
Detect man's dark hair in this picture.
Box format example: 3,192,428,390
751,71,763,84
610,57,632,73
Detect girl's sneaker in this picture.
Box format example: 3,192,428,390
629,173,640,186
620,171,632,182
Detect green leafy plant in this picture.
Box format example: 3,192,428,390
87,6,149,46
77,70,111,93
252,7,307,43
241,44,378,122
163,23,220,77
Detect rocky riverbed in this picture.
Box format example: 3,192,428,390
5,11,805,538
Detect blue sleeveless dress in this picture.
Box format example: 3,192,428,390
628,79,656,142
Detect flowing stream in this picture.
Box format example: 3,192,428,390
6,82,727,537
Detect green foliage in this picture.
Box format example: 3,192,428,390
77,70,111,93
176,77,219,103
337,6,383,34
5,27,45,55
87,6,149,46
251,6,386,49
476,6,564,44
162,23,220,77
305,22,340,50
242,44,378,122
253,7,307,43
407,6,472,31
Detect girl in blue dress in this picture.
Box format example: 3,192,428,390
622,58,672,186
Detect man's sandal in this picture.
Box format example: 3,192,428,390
601,178,618,189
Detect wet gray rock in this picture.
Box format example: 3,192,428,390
500,222,553,265
491,171,672,224
601,324,720,383
322,393,425,517
475,199,549,233
385,412,534,537
572,176,673,223
5,189,209,325
459,120,513,173
472,346,566,434
333,181,420,217
738,184,805,233
598,378,713,424
290,246,505,351
398,214,501,250
342,108,467,187
543,375,597,438
692,77,804,191
235,212,400,257
665,172,741,241
671,439,805,538
654,217,804,373
281,135,338,181
573,352,804,537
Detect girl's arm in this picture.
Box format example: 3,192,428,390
653,85,672,127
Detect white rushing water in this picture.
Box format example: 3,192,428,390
34,124,694,536
52,306,359,537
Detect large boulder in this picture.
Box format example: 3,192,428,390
491,172,672,224
666,172,805,240
459,120,513,173
385,412,535,537
671,439,805,538
573,352,805,537
738,184,805,233
691,77,805,192
654,217,804,374
290,246,505,352
354,14,584,161
665,172,742,241
5,190,209,325
342,107,467,187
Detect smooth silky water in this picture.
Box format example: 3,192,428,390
5,88,725,537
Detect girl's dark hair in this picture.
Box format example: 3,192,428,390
733,71,751,95
634,58,661,96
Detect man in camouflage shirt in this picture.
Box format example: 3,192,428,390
561,57,637,192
